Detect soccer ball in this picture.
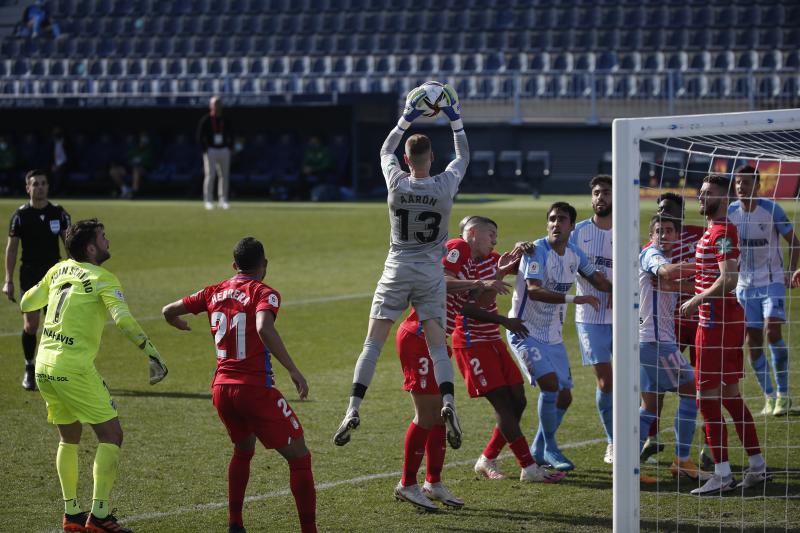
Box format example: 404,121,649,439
418,81,447,117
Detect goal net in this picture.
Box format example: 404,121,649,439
612,109,800,532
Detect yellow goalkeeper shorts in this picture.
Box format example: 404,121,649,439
35,364,118,425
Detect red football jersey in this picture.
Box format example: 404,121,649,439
183,275,281,387
400,238,472,338
694,219,743,327
452,251,502,348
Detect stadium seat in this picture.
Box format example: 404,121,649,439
783,50,799,72
471,150,496,178
497,150,523,180
619,52,640,72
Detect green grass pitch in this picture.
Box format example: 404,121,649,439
0,195,797,532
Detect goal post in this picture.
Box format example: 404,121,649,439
611,108,800,533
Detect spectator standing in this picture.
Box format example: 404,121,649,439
19,1,60,38
196,96,233,210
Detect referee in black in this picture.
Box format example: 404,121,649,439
3,169,70,390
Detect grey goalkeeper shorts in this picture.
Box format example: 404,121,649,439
369,260,446,326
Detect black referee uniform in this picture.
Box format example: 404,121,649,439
9,201,70,292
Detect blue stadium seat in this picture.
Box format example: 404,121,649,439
208,58,223,75
761,4,785,26
640,29,664,51
734,51,755,71
163,58,181,76
688,6,711,28
688,51,710,71
756,75,779,98
618,29,641,51
619,52,640,71
708,30,732,50
241,57,259,75
784,50,799,72
550,52,573,72
642,52,663,71
596,51,618,72
573,30,596,52
106,58,124,76
622,6,642,27
269,57,286,74
781,76,798,98
440,54,457,73
371,56,387,73
269,35,289,54
574,52,593,71
687,29,710,50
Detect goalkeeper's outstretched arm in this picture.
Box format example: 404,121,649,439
441,83,469,179
101,284,168,384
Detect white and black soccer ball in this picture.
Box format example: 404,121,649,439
419,80,447,117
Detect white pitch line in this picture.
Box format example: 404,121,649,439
0,292,374,338
41,437,607,532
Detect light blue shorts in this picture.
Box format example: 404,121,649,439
576,322,612,366
735,283,786,329
507,332,573,391
640,342,694,393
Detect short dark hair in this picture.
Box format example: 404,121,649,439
24,169,48,183
548,202,577,224
590,174,612,189
233,237,265,271
65,219,104,262
734,164,760,183
461,215,497,234
656,192,683,209
649,214,681,234
703,174,732,194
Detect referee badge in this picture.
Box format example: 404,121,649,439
49,220,61,234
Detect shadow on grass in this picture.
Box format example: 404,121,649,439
112,389,212,400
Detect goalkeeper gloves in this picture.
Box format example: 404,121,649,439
141,338,168,385
441,83,463,132
398,85,427,129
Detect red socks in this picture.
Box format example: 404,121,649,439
401,422,430,486
508,436,535,468
228,447,254,528
425,424,446,484
288,454,317,533
699,396,728,463
722,395,762,456
482,427,507,460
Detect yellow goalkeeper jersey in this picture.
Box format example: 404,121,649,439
20,259,154,373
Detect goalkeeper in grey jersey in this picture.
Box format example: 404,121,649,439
334,83,469,450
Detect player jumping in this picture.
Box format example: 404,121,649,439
333,83,468,450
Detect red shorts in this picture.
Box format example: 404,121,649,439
676,318,698,365
212,384,303,448
396,326,450,394
454,340,524,398
694,323,745,391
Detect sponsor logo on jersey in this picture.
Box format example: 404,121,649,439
290,417,300,430
268,293,280,308
528,261,540,275
479,375,487,387
49,220,60,234
595,257,613,268
716,237,733,254
446,248,460,263
42,327,75,346
741,238,768,247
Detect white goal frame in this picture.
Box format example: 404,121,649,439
611,108,800,533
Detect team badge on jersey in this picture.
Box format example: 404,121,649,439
446,248,460,263
268,293,280,307
113,289,125,301
49,220,60,234
528,261,540,275
716,237,733,254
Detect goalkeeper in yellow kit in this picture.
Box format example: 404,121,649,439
20,218,168,533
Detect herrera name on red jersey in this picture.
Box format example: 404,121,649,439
694,219,743,327
183,274,281,387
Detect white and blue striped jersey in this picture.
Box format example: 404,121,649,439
570,219,613,324
638,244,678,344
728,199,793,289
510,238,595,344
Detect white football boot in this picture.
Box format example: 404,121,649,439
422,481,464,508
332,409,360,446
690,473,736,496
474,455,507,480
394,482,438,512
520,463,567,483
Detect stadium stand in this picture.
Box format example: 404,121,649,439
0,0,797,104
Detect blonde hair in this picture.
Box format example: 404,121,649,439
405,134,431,168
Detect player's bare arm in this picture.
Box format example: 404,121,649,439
460,302,529,336
3,236,19,302
526,279,600,310
782,229,800,287
161,299,192,331
587,271,612,293
256,310,309,400
680,257,738,317
655,261,696,281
